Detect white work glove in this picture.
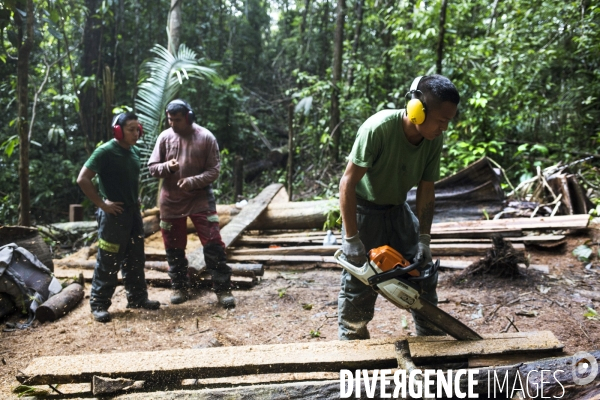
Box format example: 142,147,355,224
341,232,367,266
413,234,432,269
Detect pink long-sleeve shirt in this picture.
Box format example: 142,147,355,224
148,124,220,219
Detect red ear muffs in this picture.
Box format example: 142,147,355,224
112,117,143,140
113,124,124,140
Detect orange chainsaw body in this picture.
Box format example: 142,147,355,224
368,245,420,277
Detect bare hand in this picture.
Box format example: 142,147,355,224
101,200,124,215
177,178,192,191
167,159,180,172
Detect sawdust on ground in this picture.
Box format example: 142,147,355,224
0,233,598,398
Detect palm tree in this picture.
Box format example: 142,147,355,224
134,43,217,205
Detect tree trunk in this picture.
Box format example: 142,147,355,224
329,0,345,162
436,0,449,75
168,0,183,53
381,0,393,95
318,1,330,77
346,0,364,89
16,0,35,227
81,0,102,147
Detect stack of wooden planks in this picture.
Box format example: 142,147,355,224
53,187,589,283
225,214,588,270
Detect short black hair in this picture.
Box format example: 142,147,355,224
166,99,193,116
419,75,460,105
114,112,138,127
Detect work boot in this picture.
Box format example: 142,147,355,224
216,290,235,309
91,308,111,323
170,288,188,305
126,298,161,310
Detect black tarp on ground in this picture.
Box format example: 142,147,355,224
407,157,505,223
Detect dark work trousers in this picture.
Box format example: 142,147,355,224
160,211,232,292
338,199,444,340
90,207,149,310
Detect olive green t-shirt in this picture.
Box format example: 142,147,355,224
348,109,442,205
84,139,141,207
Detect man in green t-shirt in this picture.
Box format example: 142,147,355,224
77,112,160,323
338,75,459,339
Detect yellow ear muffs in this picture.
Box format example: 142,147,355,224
405,76,427,125
406,98,426,125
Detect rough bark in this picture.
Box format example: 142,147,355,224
329,0,345,161
346,0,364,89
168,0,182,53
36,283,84,323
81,0,102,145
16,0,35,226
436,0,449,75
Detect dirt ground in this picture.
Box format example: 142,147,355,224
0,231,599,398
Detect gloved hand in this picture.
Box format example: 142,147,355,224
413,233,432,268
342,232,367,266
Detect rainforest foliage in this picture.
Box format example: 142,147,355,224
0,0,599,224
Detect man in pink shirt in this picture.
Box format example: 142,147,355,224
148,99,234,308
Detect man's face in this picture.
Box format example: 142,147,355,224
416,101,458,141
167,112,191,134
121,119,141,146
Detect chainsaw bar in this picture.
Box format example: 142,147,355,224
379,291,482,341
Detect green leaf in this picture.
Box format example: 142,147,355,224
583,307,598,320
573,245,593,262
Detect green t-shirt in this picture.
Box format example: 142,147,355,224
348,109,442,205
84,139,141,207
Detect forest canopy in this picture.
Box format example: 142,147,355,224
0,0,598,225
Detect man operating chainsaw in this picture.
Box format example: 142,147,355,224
338,74,459,340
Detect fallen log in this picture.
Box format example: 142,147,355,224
0,226,54,271
35,283,84,323
51,267,257,289
53,259,264,278
247,200,335,230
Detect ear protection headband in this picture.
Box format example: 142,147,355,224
112,113,144,140
165,99,195,124
405,76,427,125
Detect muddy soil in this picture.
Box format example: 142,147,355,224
0,233,598,398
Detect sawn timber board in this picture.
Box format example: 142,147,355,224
407,331,563,364
17,338,399,385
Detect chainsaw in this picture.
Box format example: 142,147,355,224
334,245,482,341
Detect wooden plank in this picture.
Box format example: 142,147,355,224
432,214,589,232
54,259,264,277
229,243,525,257
187,183,283,271
17,338,399,385
227,255,337,263
407,331,563,363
